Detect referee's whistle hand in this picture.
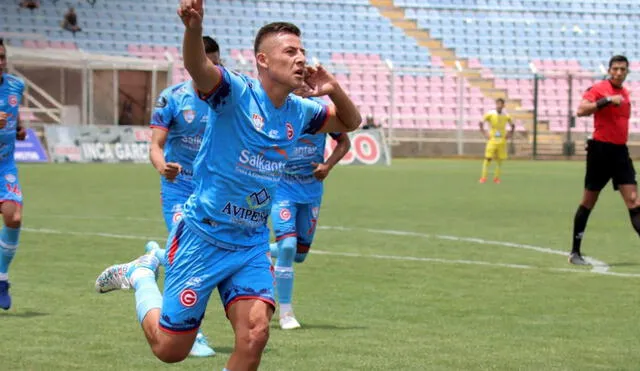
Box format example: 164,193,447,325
610,95,624,106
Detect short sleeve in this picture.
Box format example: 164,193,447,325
482,112,491,122
583,85,602,102
150,90,175,131
197,66,246,114
300,98,329,135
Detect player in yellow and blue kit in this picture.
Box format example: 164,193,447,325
0,38,28,310
479,98,515,184
95,5,362,370
269,94,351,330
143,36,220,358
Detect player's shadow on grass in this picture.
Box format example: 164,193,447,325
1,310,49,318
270,323,366,331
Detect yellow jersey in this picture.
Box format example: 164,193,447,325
483,110,512,141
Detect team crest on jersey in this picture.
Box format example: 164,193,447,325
183,110,196,124
286,123,294,140
252,113,264,131
279,208,291,221
8,96,18,107
179,289,198,307
4,174,16,183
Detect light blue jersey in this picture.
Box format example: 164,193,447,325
0,74,23,170
150,81,209,229
182,66,328,247
279,98,342,203
0,74,24,205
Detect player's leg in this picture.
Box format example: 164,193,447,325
145,196,215,358
219,246,275,371
294,201,321,264
0,172,23,310
570,141,607,264
613,154,640,238
145,195,185,264
270,200,298,329
95,221,214,362
269,242,278,258
494,142,508,183
480,141,494,183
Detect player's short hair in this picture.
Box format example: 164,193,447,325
609,55,629,68
0,38,4,46
253,22,301,54
496,98,505,104
202,36,219,54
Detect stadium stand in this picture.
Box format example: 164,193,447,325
1,0,639,135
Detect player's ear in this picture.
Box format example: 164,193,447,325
256,52,268,70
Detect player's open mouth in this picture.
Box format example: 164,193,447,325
293,69,304,78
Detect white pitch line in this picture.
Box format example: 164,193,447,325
29,215,611,274
20,225,640,278
318,226,611,274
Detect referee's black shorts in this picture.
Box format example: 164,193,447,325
585,139,637,191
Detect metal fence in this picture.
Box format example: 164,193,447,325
235,59,640,158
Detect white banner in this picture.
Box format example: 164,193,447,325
325,128,391,166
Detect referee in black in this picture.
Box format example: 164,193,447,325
569,55,637,265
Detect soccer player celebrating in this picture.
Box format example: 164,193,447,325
144,36,220,358
569,55,636,265
0,38,28,310
479,98,514,184
94,1,361,370
269,89,351,330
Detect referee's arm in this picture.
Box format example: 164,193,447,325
577,95,624,117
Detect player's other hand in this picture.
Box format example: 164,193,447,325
177,0,203,30
162,162,182,181
16,126,26,140
0,112,8,129
304,65,338,97
610,95,624,106
311,162,331,181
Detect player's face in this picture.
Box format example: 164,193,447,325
496,100,504,113
0,46,6,75
609,62,628,86
206,51,220,66
260,33,306,90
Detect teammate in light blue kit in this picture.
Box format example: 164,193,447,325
0,38,28,310
144,36,220,358
270,93,351,330
95,2,361,369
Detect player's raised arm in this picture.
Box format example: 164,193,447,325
304,65,361,133
178,0,221,94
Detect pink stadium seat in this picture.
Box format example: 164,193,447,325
330,52,344,62
127,44,140,54
23,40,37,49
62,41,77,49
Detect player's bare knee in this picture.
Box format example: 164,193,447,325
151,343,190,363
3,211,21,228
237,316,270,356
